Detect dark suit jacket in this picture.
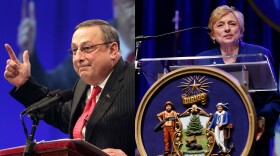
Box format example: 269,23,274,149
11,58,135,155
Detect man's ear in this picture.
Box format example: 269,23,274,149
109,42,119,59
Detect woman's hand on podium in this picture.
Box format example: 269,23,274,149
256,116,265,141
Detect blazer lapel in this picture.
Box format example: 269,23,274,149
70,80,89,130
85,59,126,140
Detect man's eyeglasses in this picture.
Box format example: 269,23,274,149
68,42,113,56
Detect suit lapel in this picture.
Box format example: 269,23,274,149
85,59,126,140
70,80,89,129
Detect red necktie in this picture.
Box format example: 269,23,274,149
73,86,101,139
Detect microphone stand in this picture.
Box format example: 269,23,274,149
23,113,41,156
134,26,210,74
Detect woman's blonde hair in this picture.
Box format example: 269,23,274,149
208,5,245,40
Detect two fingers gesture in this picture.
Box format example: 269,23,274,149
4,44,31,88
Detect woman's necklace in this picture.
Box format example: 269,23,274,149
222,47,239,64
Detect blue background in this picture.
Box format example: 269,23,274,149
0,0,113,149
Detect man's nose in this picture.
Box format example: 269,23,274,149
73,50,86,62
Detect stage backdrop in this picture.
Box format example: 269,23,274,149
136,0,280,118
136,0,280,100
135,0,280,155
0,0,113,150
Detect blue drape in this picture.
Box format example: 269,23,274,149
136,0,280,154
0,0,112,149
136,0,280,106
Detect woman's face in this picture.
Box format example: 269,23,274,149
212,13,241,47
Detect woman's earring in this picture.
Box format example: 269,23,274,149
212,39,216,44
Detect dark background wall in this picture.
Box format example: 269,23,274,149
136,0,280,108
135,0,280,154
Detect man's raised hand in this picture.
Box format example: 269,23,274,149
4,44,31,88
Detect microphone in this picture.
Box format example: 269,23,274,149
21,89,61,115
135,26,211,41
24,90,73,115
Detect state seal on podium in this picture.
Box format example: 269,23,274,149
136,66,256,156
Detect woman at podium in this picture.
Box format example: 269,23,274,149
196,5,280,156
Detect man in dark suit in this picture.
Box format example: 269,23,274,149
17,0,135,90
4,19,135,156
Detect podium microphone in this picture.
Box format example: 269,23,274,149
21,90,73,156
21,89,61,115
24,90,73,115
135,26,211,74
135,26,211,41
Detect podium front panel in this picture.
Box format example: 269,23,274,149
136,66,256,156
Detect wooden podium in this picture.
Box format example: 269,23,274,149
0,139,108,156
